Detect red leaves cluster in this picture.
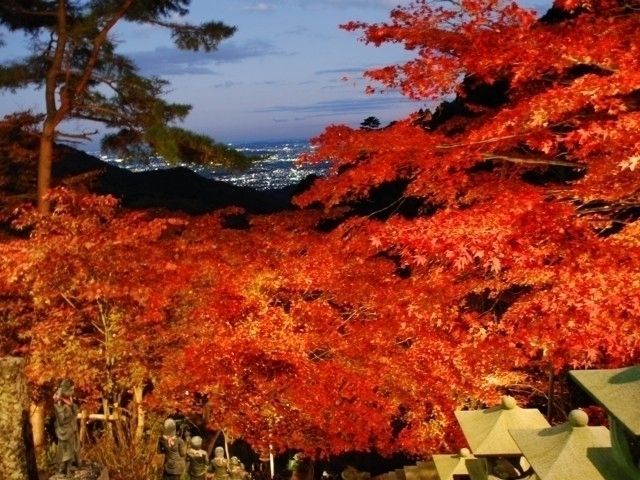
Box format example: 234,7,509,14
296,0,640,447
2,0,640,459
1,189,508,454
309,0,640,353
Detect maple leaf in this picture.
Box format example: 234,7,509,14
413,254,428,266
369,235,382,248
618,154,640,171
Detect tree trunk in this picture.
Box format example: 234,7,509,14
133,385,145,442
0,357,38,480
224,429,230,459
29,403,45,457
102,398,113,438
37,121,56,215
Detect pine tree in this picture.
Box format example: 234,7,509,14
0,0,247,213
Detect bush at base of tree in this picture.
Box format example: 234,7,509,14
82,416,163,480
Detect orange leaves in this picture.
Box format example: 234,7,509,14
3,0,640,458
283,0,640,453
618,153,640,172
341,0,536,100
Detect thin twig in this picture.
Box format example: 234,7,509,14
60,292,79,310
436,133,529,149
481,153,585,168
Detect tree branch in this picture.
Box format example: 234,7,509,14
65,0,135,118
57,129,98,141
436,132,530,149
481,153,585,168
45,0,68,120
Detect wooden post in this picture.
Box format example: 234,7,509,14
547,367,554,420
79,410,88,445
75,412,119,421
0,357,38,480
102,398,113,438
269,444,274,479
29,403,45,456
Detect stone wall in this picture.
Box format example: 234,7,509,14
0,357,38,480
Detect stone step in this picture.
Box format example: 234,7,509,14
415,460,438,480
374,460,438,480
403,465,420,480
380,471,397,480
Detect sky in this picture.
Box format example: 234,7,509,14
0,0,547,145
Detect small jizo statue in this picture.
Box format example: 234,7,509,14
186,436,209,480
53,378,81,476
229,456,248,480
211,446,229,480
289,453,314,480
158,418,187,480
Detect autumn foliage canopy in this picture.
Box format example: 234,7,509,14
1,0,640,458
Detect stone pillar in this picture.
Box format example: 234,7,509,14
0,357,39,480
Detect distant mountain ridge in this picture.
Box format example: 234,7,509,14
51,145,317,214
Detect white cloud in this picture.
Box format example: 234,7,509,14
243,2,276,11
240,0,410,10
128,39,280,76
324,0,408,6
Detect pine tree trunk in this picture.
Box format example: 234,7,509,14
37,121,55,215
0,357,38,480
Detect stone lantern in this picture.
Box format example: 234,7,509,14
432,448,476,480
569,366,640,477
454,396,549,479
510,409,637,479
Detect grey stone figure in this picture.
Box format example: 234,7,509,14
229,456,248,480
186,435,209,480
289,453,313,480
211,446,229,480
158,418,187,480
53,378,80,477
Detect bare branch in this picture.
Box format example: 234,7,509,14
57,129,99,141
481,153,585,168
45,0,68,119
60,292,78,310
436,132,530,149
64,0,135,118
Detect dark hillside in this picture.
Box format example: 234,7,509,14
0,121,312,237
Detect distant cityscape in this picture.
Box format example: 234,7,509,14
94,140,329,191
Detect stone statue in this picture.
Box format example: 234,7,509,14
53,378,80,477
341,466,370,480
158,418,187,480
489,457,525,479
211,446,229,480
229,456,248,480
289,453,313,480
186,435,209,480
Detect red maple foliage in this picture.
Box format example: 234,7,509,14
1,0,640,459
297,0,640,373
291,0,640,449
